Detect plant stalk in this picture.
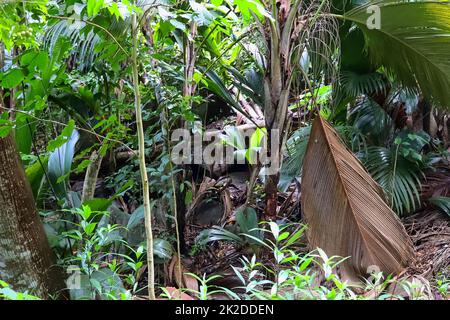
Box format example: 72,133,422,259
131,12,156,300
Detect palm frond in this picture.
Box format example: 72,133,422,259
290,0,340,95
227,66,265,107
280,124,367,191
349,97,393,145
301,116,413,281
428,196,450,217
340,71,388,97
343,0,450,107
44,9,130,71
361,146,423,216
279,126,312,191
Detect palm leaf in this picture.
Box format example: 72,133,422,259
279,126,311,191
48,129,80,199
44,20,101,71
226,66,265,107
279,124,367,191
44,12,129,71
342,0,450,107
349,97,393,146
361,146,423,215
301,117,413,281
340,71,388,97
25,156,49,201
428,196,450,217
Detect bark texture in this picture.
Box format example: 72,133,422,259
81,150,103,203
0,135,65,298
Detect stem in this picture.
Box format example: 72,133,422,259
163,105,183,289
169,160,183,288
131,12,156,300
391,142,400,208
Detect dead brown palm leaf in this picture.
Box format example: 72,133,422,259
301,117,414,282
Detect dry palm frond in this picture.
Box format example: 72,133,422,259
301,116,414,282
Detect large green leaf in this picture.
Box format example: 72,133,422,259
25,156,49,200
48,129,80,199
1,68,24,89
342,0,450,107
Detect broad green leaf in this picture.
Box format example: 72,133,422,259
429,196,450,217
87,0,104,17
153,238,173,260
47,120,75,152
169,19,186,31
48,129,80,199
82,198,113,213
127,205,144,229
0,116,13,138
25,156,49,200
234,0,272,22
1,68,24,89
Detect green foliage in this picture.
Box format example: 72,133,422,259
349,98,393,146
2,0,450,301
0,0,48,50
48,128,80,200
25,155,49,200
362,145,423,216
1,68,24,89
181,221,433,300
359,130,435,215
221,126,266,164
59,205,141,299
342,0,450,107
340,71,387,98
279,126,311,191
229,222,429,300
428,196,450,217
0,280,40,300
434,272,450,298
195,207,263,248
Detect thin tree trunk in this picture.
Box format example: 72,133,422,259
0,42,4,111
0,135,65,299
8,47,18,123
131,12,156,300
81,150,103,203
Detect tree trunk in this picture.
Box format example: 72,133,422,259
0,134,65,299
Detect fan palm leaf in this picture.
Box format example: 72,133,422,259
361,146,423,215
301,116,414,282
349,97,393,145
340,71,388,98
340,0,450,107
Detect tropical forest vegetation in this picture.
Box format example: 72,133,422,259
0,0,449,301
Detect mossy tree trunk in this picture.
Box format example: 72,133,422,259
0,134,65,298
